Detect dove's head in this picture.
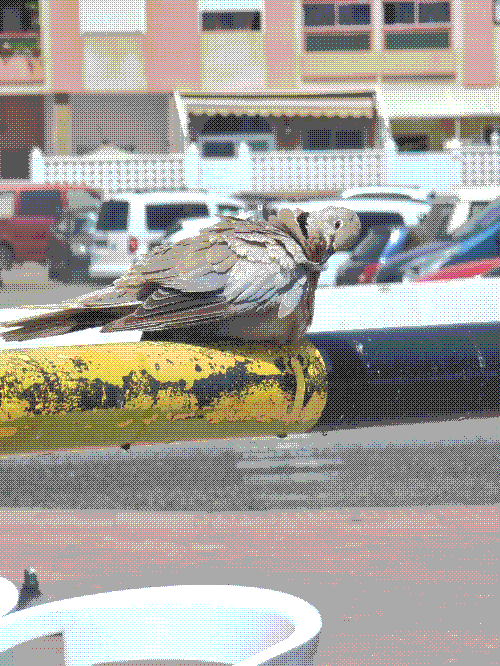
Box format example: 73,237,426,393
303,206,362,263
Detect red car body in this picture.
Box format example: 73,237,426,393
0,183,102,267
416,258,500,282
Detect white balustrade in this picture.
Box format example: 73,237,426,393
27,143,500,196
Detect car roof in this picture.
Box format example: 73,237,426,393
108,191,241,204
273,199,430,213
434,187,500,201
341,186,431,202
0,182,101,194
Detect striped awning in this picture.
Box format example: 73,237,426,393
182,95,375,118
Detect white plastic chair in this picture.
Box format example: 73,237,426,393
0,579,18,617
0,585,322,666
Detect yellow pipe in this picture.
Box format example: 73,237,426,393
0,340,327,457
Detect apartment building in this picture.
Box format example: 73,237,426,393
1,0,500,178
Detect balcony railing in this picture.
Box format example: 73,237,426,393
28,143,500,197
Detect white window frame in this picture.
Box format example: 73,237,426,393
494,0,500,25
79,0,146,34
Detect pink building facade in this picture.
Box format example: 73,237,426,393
1,0,500,176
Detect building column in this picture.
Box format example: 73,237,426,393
372,0,384,83
52,93,72,155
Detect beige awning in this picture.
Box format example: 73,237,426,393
379,87,500,119
182,95,374,118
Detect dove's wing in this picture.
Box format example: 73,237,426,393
101,237,308,333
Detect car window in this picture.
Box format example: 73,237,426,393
452,198,500,238
146,203,210,231
420,202,455,238
96,200,129,232
218,204,240,216
357,212,404,238
18,190,63,217
468,201,490,220
350,226,393,262
0,192,15,218
66,190,101,210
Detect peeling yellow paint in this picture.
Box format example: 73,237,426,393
0,340,328,457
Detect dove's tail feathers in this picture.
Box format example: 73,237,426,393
1,305,137,343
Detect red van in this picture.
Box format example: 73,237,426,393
0,183,102,270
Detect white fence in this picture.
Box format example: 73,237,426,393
29,142,500,196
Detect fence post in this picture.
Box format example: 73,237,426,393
238,142,252,192
184,142,200,190
29,147,44,182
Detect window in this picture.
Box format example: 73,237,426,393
306,129,332,150
394,134,429,151
494,0,500,25
384,2,414,24
483,126,500,145
146,203,210,232
420,202,455,237
419,1,450,22
202,141,236,158
306,33,370,51
96,200,129,232
0,192,15,218
79,0,146,33
386,30,448,48
339,3,370,25
66,190,101,210
336,129,364,148
469,201,491,220
218,204,241,215
303,4,335,26
248,140,270,152
18,191,63,217
201,11,261,30
351,224,401,262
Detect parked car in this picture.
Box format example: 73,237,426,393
270,197,431,286
374,188,500,284
336,223,411,286
413,257,500,283
0,183,102,275
377,195,500,284
89,191,243,280
45,206,100,283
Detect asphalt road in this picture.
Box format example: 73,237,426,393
0,265,498,666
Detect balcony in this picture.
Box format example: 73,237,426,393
0,1,42,84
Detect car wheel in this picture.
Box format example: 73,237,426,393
0,244,14,271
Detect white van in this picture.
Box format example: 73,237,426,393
270,197,431,286
89,191,242,280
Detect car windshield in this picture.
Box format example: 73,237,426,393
146,202,210,231
452,198,500,238
350,225,395,262
67,190,101,210
71,208,99,234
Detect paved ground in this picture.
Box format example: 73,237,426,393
0,504,498,666
0,267,498,666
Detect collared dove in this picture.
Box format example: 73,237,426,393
1,207,361,346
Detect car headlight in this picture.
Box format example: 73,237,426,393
70,242,88,256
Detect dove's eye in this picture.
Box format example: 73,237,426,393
334,220,343,230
